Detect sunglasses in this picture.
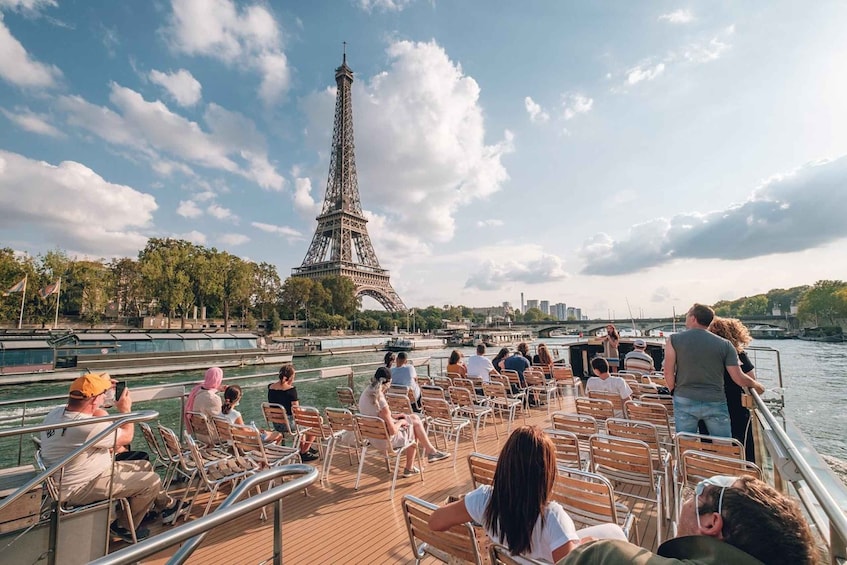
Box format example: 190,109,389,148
695,475,738,531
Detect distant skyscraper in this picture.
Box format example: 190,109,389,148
526,299,539,312
553,303,567,320
540,300,550,315
566,307,576,320
575,308,582,320
520,292,525,314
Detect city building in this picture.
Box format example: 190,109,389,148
553,303,567,321
540,300,550,315
526,299,539,312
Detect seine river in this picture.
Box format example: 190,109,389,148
1,338,844,465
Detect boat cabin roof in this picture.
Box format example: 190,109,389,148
0,340,52,350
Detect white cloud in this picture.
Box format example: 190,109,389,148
625,62,665,85
303,40,514,251
562,93,593,120
58,83,283,190
164,0,290,104
172,230,206,245
580,155,847,275
0,150,156,255
251,221,303,243
0,0,56,13
658,9,694,24
681,36,730,64
218,232,249,246
149,68,202,107
357,0,414,12
465,252,569,291
207,203,236,221
176,199,202,218
524,96,549,123
476,219,504,228
292,176,320,216
0,14,62,88
1,106,63,137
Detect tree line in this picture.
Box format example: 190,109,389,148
712,281,847,325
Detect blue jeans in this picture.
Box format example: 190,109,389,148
673,395,731,437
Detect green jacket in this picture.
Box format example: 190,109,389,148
558,536,766,565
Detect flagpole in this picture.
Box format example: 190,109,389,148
53,278,61,329
17,275,27,329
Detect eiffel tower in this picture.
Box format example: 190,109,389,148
292,50,406,312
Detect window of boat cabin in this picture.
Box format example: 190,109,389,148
1,346,54,367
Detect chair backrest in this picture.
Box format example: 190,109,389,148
587,390,624,414
449,386,475,408
544,429,582,469
389,384,417,406
421,385,448,402
451,378,476,393
523,370,547,387
623,401,672,438
645,375,668,388
467,452,498,488
551,366,574,382
335,386,357,410
386,393,415,415
417,376,432,387
354,414,392,443
139,422,166,460
34,450,60,500
445,371,463,381
292,405,330,439
639,394,674,418
500,369,523,389
680,449,763,487
157,424,190,469
550,412,599,442
325,407,357,435
261,402,291,433
575,397,615,422
433,375,453,389
490,374,512,393
551,466,620,528
211,416,233,443
606,418,662,454
421,397,454,421
674,432,744,461
229,424,267,464
186,410,216,444
402,495,483,565
183,433,214,484
481,381,508,400
589,434,656,489
631,382,659,399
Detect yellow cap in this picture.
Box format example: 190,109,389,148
69,372,112,398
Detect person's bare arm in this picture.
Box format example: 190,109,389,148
378,403,400,436
97,387,134,445
552,540,579,562
727,364,765,394
663,340,676,391
428,498,473,531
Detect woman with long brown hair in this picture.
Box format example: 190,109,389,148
429,426,624,561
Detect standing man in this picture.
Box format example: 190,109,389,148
664,304,764,436
465,344,499,383
40,373,183,542
624,338,654,375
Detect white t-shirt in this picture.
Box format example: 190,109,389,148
358,386,412,450
466,355,496,383
585,376,632,399
463,485,578,563
40,406,115,494
223,408,241,424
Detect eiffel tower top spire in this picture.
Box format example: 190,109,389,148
291,50,406,312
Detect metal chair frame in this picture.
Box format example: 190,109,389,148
402,495,483,565
421,396,471,468
353,413,423,499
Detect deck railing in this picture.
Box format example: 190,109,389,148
88,465,319,565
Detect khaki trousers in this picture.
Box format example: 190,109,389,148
66,460,172,530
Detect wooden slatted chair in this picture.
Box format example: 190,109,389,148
261,402,294,445
615,372,641,386
489,544,546,565
551,465,639,544
587,390,626,417
551,412,600,445
186,410,217,449
482,380,526,434
467,452,498,488
623,400,673,446
674,432,744,463
389,384,419,410
139,422,170,477
491,374,527,410
544,429,583,470
524,368,559,414
157,423,201,488
421,384,450,404
639,394,674,420
229,424,301,470
589,434,665,544
551,365,581,399
449,386,498,448
335,386,358,411
433,375,453,390
402,495,484,565
417,376,433,387
644,375,668,389
354,414,423,499
323,407,362,482
421,397,471,468
183,434,257,519
631,382,660,399
606,418,672,518
575,397,615,427
387,392,416,416
292,405,335,459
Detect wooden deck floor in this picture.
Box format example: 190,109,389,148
129,396,672,564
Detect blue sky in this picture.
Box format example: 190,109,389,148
1,0,846,318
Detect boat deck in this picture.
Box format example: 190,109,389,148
129,395,672,564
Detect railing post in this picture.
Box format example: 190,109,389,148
348,369,354,390
831,520,847,565
17,403,27,466
274,497,284,565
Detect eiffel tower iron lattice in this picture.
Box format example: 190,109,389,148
292,51,406,312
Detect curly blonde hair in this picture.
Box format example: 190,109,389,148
709,316,752,352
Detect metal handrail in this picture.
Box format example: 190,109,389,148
89,465,319,565
0,410,159,512
753,389,847,564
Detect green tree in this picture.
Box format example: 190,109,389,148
220,253,253,331
281,277,314,322
108,257,145,319
523,307,545,322
319,275,358,318
736,295,768,316
253,262,282,319
267,309,281,335
138,238,195,328
798,280,847,325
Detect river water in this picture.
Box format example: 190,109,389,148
1,338,844,465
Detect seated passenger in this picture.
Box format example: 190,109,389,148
267,365,319,462
358,367,448,477
623,338,654,375
503,348,531,385
40,373,183,542
445,349,468,377
390,351,421,403
185,366,225,419
532,343,554,377
561,475,818,565
586,357,632,402
220,385,283,444
466,344,500,383
429,426,626,563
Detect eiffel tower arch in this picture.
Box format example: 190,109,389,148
292,51,406,312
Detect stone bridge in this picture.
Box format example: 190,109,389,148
513,316,798,338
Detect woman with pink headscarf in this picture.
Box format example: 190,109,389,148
185,367,225,420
